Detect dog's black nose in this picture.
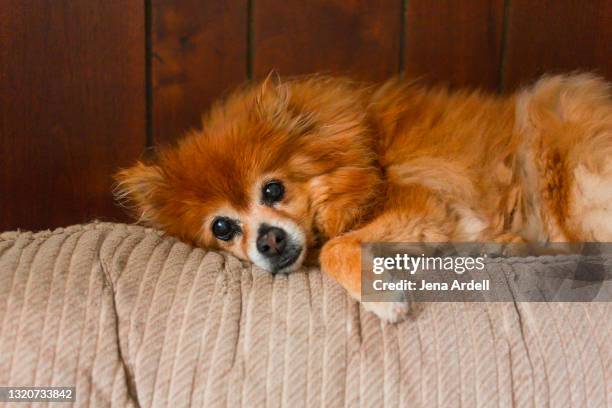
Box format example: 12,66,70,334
257,225,287,257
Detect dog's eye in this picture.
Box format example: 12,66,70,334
262,180,285,204
211,217,238,241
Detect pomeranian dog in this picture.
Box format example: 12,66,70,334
116,73,612,322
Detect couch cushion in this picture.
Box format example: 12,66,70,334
0,223,609,407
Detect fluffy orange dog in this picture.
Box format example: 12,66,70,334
116,73,612,322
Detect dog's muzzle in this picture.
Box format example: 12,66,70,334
256,224,302,272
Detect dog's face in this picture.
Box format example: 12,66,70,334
116,77,382,273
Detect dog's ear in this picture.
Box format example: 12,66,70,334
254,72,290,120
260,70,284,96
114,161,168,225
254,73,316,135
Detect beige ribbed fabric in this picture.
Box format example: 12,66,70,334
0,223,609,407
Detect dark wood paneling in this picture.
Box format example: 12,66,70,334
403,0,505,91
253,0,402,81
2,1,610,232
152,0,248,145
503,0,612,91
0,1,145,231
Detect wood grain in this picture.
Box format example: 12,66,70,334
403,0,505,91
152,0,248,145
253,0,402,82
2,1,611,232
503,0,612,91
0,1,145,231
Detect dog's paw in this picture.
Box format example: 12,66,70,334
361,301,411,323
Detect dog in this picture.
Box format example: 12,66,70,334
116,73,612,322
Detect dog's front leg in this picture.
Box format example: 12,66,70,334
319,232,410,323
319,191,453,323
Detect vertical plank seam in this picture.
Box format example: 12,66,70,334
144,0,154,149
498,0,512,93
399,0,409,75
247,0,254,80
398,0,407,74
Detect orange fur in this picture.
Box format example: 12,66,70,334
116,73,612,322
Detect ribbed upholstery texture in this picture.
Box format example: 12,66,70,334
0,223,609,407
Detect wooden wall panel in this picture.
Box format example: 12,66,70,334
503,0,612,91
152,0,248,145
253,0,402,81
1,1,611,232
403,0,505,91
0,1,145,231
